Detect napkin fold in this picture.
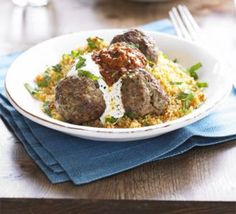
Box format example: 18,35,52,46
1,20,236,185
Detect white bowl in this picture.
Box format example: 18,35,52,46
5,29,232,141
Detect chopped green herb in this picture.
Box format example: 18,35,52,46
170,81,183,85
76,56,86,70
177,92,194,100
197,82,208,88
173,58,178,63
105,116,118,124
24,83,38,96
177,92,194,109
42,101,51,116
52,64,62,73
147,60,155,67
187,62,202,80
98,37,104,41
87,37,97,49
37,72,51,87
86,37,104,50
162,53,169,59
71,50,81,58
125,111,137,119
127,43,139,49
56,74,62,82
180,108,189,114
77,69,99,81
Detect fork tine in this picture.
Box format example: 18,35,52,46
181,5,202,35
169,10,184,38
169,7,192,41
177,5,199,41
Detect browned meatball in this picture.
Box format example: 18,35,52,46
55,76,105,124
121,69,169,118
111,29,158,62
92,42,146,86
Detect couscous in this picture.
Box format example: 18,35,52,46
25,30,207,128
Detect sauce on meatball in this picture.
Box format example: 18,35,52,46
92,42,147,86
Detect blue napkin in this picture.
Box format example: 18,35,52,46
1,20,236,185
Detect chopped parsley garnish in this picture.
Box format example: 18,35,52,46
125,111,137,119
147,60,155,67
170,81,183,85
197,82,208,88
76,56,86,69
86,37,104,50
37,71,51,87
77,69,99,81
56,74,62,82
173,58,178,63
162,53,169,59
177,92,193,100
127,43,139,49
87,37,97,49
71,50,81,58
177,92,194,109
52,64,62,73
187,62,202,80
24,83,38,96
105,116,118,124
42,101,51,116
62,53,70,59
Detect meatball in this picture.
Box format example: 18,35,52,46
111,29,158,62
55,76,106,124
121,69,169,117
92,42,146,86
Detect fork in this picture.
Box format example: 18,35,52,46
169,4,235,89
169,5,202,42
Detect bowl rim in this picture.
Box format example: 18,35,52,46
4,29,232,134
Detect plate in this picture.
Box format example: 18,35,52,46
5,29,232,141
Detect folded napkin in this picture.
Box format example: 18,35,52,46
1,20,236,185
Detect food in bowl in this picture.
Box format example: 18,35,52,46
25,29,207,128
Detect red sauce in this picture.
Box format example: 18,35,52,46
92,42,146,86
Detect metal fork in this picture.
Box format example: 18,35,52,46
169,5,235,88
169,5,203,42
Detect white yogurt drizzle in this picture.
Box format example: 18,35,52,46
67,53,125,124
